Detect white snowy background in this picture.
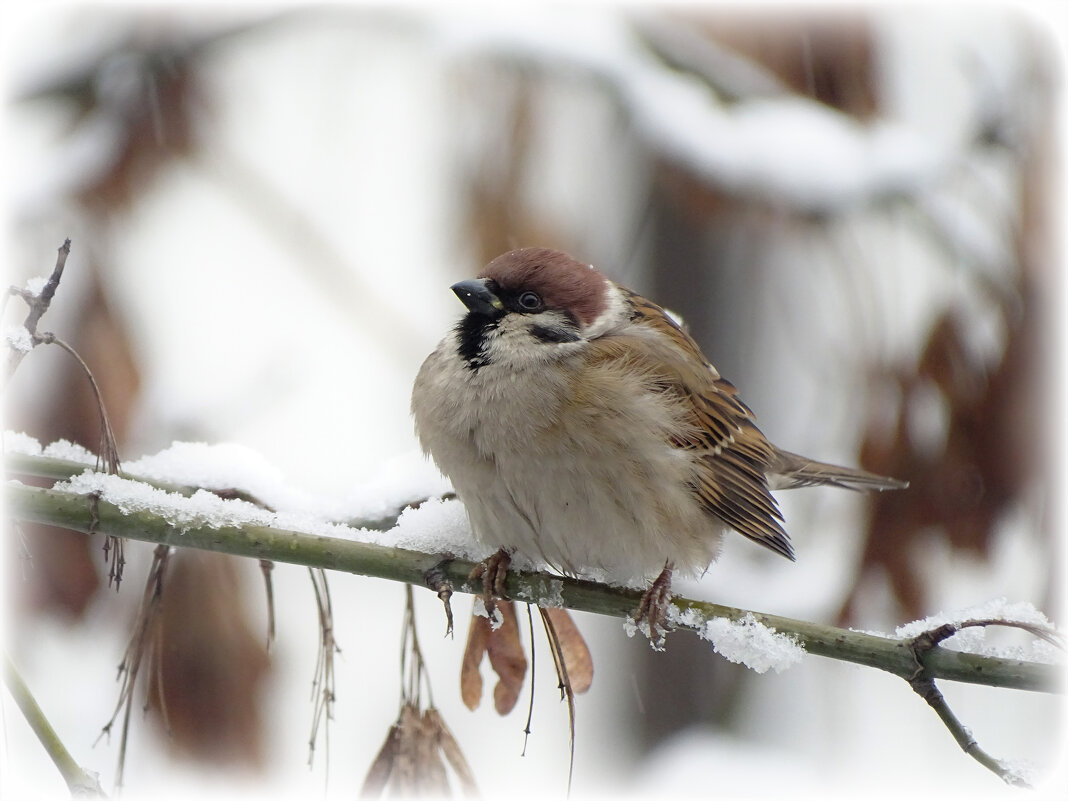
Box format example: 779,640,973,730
2,3,1066,800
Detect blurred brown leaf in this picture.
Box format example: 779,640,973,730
845,281,1045,623
145,550,270,768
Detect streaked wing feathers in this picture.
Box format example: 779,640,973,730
612,288,795,561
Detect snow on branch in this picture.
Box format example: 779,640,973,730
432,10,949,213
5,442,1063,787
4,445,1061,695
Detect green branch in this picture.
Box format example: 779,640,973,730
3,466,1060,695
3,653,106,797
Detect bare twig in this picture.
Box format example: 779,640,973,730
5,238,71,379
32,335,122,477
906,618,1061,787
925,618,1064,651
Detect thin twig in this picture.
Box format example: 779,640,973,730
906,619,1056,787
33,334,121,475
521,603,536,757
3,652,107,797
5,238,70,379
924,618,1064,651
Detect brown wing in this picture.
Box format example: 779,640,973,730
616,288,795,561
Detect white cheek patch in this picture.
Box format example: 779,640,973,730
481,313,584,369
583,279,629,339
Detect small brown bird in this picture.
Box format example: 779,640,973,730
411,248,907,627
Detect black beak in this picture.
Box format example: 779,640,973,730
451,278,504,317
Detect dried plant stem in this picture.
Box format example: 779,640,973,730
400,584,433,708
96,543,171,789
538,606,577,796
307,567,338,770
33,335,121,476
260,559,277,649
521,603,537,756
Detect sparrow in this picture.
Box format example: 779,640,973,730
411,247,907,630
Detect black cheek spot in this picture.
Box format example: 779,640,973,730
530,324,581,344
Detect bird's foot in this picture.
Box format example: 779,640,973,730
468,548,512,619
634,563,675,649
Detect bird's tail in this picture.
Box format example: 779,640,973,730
768,449,908,492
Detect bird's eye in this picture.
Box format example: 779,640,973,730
517,291,542,311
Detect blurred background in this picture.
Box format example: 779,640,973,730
2,3,1064,799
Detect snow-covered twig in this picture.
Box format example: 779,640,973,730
4,238,71,379
5,447,1061,787
6,241,125,584
3,470,1059,697
905,619,1062,787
